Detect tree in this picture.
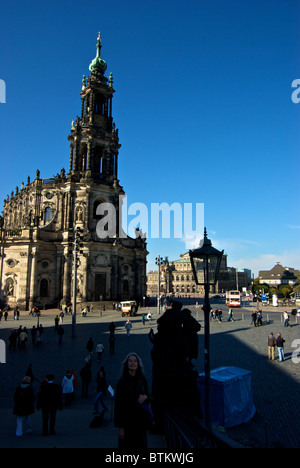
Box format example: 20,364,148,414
278,285,292,298
252,283,269,295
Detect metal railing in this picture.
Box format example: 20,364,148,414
164,410,245,449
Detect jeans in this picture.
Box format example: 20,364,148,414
94,392,108,413
16,415,32,437
278,347,285,361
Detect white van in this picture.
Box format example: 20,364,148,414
120,301,138,317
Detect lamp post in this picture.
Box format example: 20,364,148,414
189,228,224,430
155,256,162,315
70,226,84,338
155,256,168,315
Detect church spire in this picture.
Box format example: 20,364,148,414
89,32,107,77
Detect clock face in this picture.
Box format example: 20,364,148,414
46,192,52,200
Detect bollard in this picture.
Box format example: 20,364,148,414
0,340,6,364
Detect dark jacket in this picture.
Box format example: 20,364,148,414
13,384,35,416
268,336,276,347
80,364,92,383
96,373,108,393
276,337,285,348
114,373,149,429
37,381,63,411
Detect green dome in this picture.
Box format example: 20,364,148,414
89,33,107,75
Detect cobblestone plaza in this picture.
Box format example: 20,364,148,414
0,302,299,448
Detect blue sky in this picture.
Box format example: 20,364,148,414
0,0,299,276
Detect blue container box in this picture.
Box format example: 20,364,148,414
197,366,256,428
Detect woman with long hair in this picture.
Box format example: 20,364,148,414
114,353,150,448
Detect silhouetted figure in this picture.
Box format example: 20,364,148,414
149,301,202,431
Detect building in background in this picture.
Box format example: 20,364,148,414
258,263,299,288
147,251,251,297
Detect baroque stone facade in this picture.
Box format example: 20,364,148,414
0,35,148,310
147,252,250,296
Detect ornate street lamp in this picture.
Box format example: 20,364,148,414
155,255,168,315
189,228,224,430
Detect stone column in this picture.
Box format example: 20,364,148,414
62,252,72,305
55,251,64,302
81,252,89,302
28,247,38,311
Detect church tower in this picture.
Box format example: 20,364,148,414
0,35,148,310
68,33,120,185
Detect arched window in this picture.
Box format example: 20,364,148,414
40,279,49,298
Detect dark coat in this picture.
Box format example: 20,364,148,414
37,381,63,411
13,384,35,416
114,373,149,429
114,373,150,448
276,337,285,348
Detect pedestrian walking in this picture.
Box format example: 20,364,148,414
57,325,64,344
227,308,234,322
257,311,263,326
86,337,94,360
25,364,41,385
267,333,276,360
37,374,63,436
19,328,28,349
35,328,42,347
251,310,257,327
80,360,92,398
96,341,105,363
125,319,132,336
39,324,44,344
8,331,18,350
276,333,285,362
61,370,74,406
31,326,37,346
283,311,290,327
93,367,109,414
54,315,59,332
114,353,151,449
71,369,78,398
109,333,115,356
13,376,35,437
109,322,116,335
142,314,146,326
